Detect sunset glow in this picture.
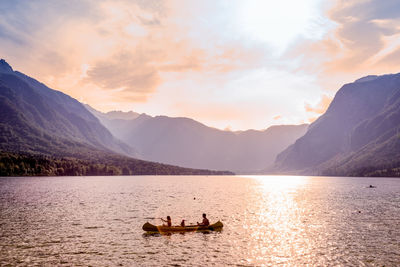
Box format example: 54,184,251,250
236,0,323,49
1,0,400,130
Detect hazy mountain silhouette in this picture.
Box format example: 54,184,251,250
87,105,308,173
275,73,400,176
0,59,232,176
87,106,140,121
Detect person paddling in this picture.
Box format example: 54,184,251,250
197,213,209,226
161,216,172,227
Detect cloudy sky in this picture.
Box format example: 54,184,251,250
1,0,400,130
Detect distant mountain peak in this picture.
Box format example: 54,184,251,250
105,110,140,120
0,59,13,73
84,104,141,121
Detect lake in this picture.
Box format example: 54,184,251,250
0,175,399,266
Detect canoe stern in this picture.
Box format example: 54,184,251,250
142,222,158,232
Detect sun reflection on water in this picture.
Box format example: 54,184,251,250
245,175,309,191
239,175,311,265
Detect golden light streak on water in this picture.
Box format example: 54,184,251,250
237,176,311,264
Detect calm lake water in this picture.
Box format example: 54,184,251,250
0,175,399,266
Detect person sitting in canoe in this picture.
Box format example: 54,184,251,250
161,216,172,227
197,213,209,226
180,219,185,227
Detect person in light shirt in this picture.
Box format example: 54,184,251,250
161,216,172,227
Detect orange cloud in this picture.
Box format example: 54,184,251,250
311,1,400,73
305,95,332,114
283,0,400,106
308,116,319,123
85,50,162,94
0,0,270,107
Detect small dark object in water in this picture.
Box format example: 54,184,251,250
194,197,196,200
368,185,376,188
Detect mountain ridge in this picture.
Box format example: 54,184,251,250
274,72,400,177
87,105,308,172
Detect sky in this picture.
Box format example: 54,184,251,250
1,0,400,130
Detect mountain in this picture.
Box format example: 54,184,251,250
85,105,140,121
87,106,308,173
275,73,400,177
0,59,232,176
0,59,137,158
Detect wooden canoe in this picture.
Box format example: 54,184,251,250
142,221,223,233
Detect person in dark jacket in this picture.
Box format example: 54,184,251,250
197,213,209,226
